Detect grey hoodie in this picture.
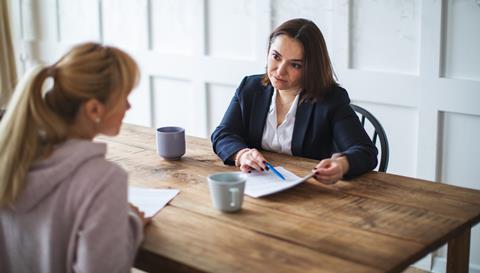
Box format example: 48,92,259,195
0,139,143,273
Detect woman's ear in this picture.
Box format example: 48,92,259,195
82,99,106,124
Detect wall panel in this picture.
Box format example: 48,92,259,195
443,0,480,81
35,0,57,41
151,0,201,54
152,77,193,133
124,76,152,127
353,101,418,177
58,0,100,43
207,83,236,135
206,0,256,59
102,0,148,50
271,0,333,49
349,0,421,75
440,112,480,189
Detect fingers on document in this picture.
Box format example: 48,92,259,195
244,150,266,172
313,160,342,185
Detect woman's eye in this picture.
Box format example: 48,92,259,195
272,53,280,60
292,63,303,69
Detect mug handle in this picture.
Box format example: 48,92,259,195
229,188,239,207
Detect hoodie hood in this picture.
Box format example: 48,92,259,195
13,139,107,212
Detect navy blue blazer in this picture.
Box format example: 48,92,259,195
211,75,378,178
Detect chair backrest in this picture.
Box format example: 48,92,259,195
350,104,389,172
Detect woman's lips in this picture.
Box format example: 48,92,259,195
273,76,287,83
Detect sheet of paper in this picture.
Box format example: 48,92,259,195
245,167,314,198
128,187,179,217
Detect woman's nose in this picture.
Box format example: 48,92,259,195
277,62,287,75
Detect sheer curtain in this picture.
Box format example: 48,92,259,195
0,0,17,109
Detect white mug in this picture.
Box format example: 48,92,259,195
207,172,246,212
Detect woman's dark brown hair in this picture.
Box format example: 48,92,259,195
261,18,337,101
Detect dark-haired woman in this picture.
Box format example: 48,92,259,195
211,18,378,184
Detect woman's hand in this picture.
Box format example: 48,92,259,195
313,155,349,185
235,148,268,173
129,203,151,226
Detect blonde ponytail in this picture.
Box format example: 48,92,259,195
0,67,49,206
0,42,139,206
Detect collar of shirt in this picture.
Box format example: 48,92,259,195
267,89,301,126
261,89,301,155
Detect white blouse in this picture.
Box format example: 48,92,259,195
261,89,300,155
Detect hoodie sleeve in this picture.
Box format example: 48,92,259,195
73,165,143,273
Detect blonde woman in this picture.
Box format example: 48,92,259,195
0,43,148,273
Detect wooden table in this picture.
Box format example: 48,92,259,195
98,124,480,273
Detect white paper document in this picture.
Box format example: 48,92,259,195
128,187,180,217
245,167,314,198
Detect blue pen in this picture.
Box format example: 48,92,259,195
264,162,286,181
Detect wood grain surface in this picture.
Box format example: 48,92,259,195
98,124,480,273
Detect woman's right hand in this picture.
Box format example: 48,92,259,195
235,148,268,173
129,203,151,226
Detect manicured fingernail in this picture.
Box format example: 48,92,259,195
262,160,266,163
248,171,252,173
265,166,269,170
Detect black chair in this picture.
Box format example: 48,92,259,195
350,104,389,172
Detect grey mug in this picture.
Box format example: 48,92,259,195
156,126,185,160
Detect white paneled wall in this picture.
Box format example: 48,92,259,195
8,0,480,272
126,76,152,127
349,0,421,74
152,77,193,129
59,0,101,43
207,83,237,135
443,0,480,81
102,0,149,50
206,0,257,59
353,102,419,177
271,0,333,49
150,0,200,54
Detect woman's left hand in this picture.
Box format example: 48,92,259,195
129,203,151,226
313,155,349,185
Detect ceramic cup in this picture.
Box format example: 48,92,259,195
156,126,185,160
208,172,246,212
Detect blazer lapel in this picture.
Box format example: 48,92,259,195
250,85,273,148
291,99,314,155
